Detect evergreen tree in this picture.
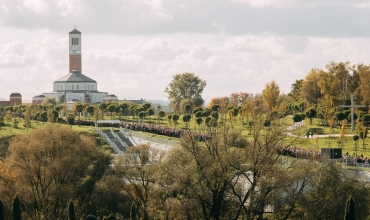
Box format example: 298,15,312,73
130,203,137,220
85,215,97,220
104,214,116,220
0,199,4,220
68,200,76,220
344,196,355,220
12,195,21,220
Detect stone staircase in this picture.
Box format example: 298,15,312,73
116,132,134,147
103,130,127,153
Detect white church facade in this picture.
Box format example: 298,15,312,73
32,28,118,104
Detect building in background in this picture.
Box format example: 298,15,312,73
32,28,118,104
0,93,22,107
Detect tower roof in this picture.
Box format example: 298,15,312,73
10,93,22,97
69,28,81,34
55,70,96,83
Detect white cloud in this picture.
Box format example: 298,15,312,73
23,0,49,13
233,0,370,8
57,0,83,17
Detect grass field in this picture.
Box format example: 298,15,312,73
1,115,369,157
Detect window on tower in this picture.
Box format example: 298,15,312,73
72,38,79,45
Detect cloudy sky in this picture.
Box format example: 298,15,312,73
1,0,370,102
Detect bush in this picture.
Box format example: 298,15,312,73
67,114,75,125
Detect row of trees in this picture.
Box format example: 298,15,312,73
289,62,370,106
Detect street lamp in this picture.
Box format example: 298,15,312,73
120,108,122,121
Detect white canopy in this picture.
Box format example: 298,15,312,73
96,120,120,124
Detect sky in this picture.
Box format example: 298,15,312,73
1,0,370,102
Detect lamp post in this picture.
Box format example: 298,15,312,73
120,108,122,121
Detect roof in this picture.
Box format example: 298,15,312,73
55,70,96,83
69,29,81,34
104,94,117,97
97,120,120,124
10,93,21,97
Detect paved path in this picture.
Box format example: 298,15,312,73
286,121,355,138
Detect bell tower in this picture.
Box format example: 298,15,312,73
69,26,82,73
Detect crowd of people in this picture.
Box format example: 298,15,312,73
276,145,321,159
342,152,370,166
120,122,213,142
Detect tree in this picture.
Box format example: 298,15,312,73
305,108,317,124
73,102,84,119
300,69,323,104
356,64,370,105
2,124,111,219
93,107,99,123
5,112,12,125
344,196,355,220
130,203,138,220
165,73,207,112
40,111,48,122
158,110,165,124
41,97,57,106
182,114,191,129
69,201,76,220
12,195,21,220
85,215,97,220
107,104,116,119
99,103,108,119
362,114,370,126
67,113,75,125
288,79,303,101
0,199,4,220
0,116,4,130
293,113,303,123
86,105,95,118
90,175,128,218
262,80,280,111
295,161,370,219
114,144,164,220
172,114,179,127
146,108,154,117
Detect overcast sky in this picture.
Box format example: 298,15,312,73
1,0,370,102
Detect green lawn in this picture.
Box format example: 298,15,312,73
2,115,370,158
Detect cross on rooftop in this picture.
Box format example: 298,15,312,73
339,95,366,131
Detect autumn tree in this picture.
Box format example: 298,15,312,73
356,64,370,105
114,144,164,220
288,79,303,101
1,124,111,219
262,80,280,111
300,69,323,104
165,73,206,112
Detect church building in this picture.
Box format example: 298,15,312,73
32,28,118,104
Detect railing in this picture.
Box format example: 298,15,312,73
120,128,180,147
98,129,124,155
343,158,370,169
120,127,138,146
119,127,129,138
110,127,128,149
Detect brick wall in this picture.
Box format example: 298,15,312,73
69,54,82,73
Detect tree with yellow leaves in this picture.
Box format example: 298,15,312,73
262,80,280,111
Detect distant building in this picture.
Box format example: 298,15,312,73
0,93,22,107
32,28,118,104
